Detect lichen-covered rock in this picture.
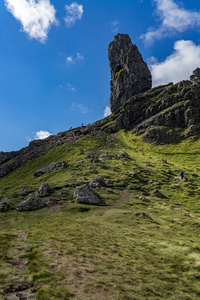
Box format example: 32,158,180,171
0,202,10,212
73,184,103,205
39,182,50,194
17,197,46,211
89,176,106,188
34,161,69,178
108,33,152,113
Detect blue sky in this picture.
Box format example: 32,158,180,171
1,0,200,151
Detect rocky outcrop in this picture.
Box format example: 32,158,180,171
89,176,106,188
190,68,200,84
17,197,46,211
34,161,69,178
73,184,103,205
108,33,152,113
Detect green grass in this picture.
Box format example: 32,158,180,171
1,130,200,299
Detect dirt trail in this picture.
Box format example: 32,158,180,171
110,189,132,209
3,232,35,300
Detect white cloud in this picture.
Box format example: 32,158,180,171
149,40,200,87
141,0,200,44
4,0,57,43
110,20,119,34
103,106,111,118
64,2,83,28
35,130,52,140
78,104,88,114
66,52,84,64
67,83,76,92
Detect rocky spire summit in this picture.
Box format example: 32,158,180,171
108,33,152,113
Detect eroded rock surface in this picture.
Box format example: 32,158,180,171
34,161,69,178
108,33,152,112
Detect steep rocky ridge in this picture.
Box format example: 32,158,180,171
1,78,200,178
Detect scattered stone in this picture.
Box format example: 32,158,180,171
135,212,152,220
136,195,150,203
39,182,50,195
0,202,10,212
34,161,69,178
20,187,30,195
100,165,107,169
153,190,164,198
105,180,114,186
75,160,84,166
87,166,92,170
107,188,114,194
90,176,106,188
99,152,110,160
78,150,84,155
146,163,153,167
159,159,167,164
128,185,138,190
81,177,87,180
73,184,103,205
1,197,8,201
119,152,129,159
108,33,152,112
92,169,98,174
17,197,46,211
128,171,138,178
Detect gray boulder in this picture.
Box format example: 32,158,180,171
136,195,150,203
190,68,200,84
0,202,10,212
17,197,46,211
34,161,69,178
89,176,106,188
39,182,50,194
108,33,152,113
73,184,103,205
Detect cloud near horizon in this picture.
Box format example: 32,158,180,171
103,106,111,118
64,2,83,28
149,40,200,87
4,0,57,43
141,0,200,44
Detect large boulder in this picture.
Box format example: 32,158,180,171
190,68,200,84
108,33,152,113
73,184,103,205
34,161,69,178
17,197,46,211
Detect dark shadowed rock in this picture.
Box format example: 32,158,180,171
108,33,152,112
34,161,69,178
17,197,46,211
73,184,103,205
0,202,10,212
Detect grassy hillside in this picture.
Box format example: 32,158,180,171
1,130,200,299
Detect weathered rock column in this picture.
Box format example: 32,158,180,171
108,33,152,113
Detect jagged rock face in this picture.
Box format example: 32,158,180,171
108,33,152,113
190,68,200,84
17,197,46,211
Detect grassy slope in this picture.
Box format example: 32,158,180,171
1,131,200,299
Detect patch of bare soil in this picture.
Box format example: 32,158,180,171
110,188,132,209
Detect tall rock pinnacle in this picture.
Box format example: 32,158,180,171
108,34,152,113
